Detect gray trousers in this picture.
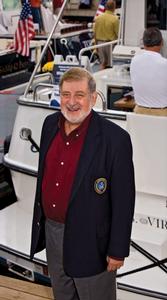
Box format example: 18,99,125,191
96,41,111,67
45,219,116,300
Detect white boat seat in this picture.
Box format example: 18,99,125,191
127,113,167,197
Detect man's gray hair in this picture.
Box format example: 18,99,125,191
143,27,163,47
59,67,96,93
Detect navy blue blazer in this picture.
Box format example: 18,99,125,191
30,110,135,278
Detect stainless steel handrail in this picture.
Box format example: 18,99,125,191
24,0,68,98
33,83,55,101
78,39,119,62
97,90,107,111
29,72,54,85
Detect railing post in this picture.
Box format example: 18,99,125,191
24,0,69,98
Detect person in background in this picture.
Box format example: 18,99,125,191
30,67,135,300
30,0,43,33
130,27,167,116
52,0,63,14
94,0,119,69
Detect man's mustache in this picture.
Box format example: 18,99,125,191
66,104,81,111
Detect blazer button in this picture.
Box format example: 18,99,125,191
37,222,40,226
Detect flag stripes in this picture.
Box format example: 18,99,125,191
14,1,35,56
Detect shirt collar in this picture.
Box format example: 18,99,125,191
144,50,161,57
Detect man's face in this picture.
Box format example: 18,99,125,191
60,79,97,125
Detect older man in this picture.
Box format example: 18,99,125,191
30,67,135,300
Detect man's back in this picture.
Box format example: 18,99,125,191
130,50,167,108
94,11,119,41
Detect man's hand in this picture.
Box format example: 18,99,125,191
106,256,124,272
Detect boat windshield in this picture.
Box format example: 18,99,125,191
147,0,167,30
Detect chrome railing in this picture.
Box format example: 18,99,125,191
24,0,68,98
78,39,119,62
97,90,107,111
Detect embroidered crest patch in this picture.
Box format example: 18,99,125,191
94,178,107,194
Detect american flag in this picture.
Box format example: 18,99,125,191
14,0,35,56
95,0,107,18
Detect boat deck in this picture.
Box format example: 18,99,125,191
0,275,53,300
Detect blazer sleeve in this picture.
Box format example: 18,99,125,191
107,132,135,258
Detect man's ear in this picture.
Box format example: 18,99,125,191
91,91,97,107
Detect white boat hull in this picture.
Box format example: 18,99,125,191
1,99,167,299
1,0,167,296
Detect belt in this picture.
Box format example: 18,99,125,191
138,105,167,109
97,40,111,42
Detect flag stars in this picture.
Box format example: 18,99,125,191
20,3,32,19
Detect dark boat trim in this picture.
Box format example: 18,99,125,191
17,99,127,121
17,98,60,110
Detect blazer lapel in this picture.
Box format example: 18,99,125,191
69,111,101,203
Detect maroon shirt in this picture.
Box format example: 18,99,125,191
42,113,92,223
